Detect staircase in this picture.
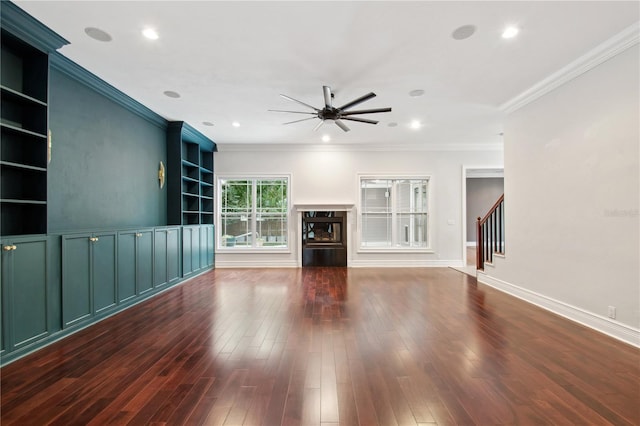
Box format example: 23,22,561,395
476,194,504,270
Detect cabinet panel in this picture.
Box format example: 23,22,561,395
191,227,201,273
167,228,180,283
10,239,47,347
117,232,136,303
93,233,117,313
1,237,48,350
62,235,91,327
154,229,167,287
200,226,209,268
137,231,153,294
182,227,193,276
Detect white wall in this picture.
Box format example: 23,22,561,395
479,45,639,345
215,147,502,267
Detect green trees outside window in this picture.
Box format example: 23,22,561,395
219,177,289,248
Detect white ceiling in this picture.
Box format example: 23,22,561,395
14,1,639,148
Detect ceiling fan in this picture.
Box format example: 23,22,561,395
269,86,392,132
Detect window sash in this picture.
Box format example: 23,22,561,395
219,177,289,249
360,178,429,248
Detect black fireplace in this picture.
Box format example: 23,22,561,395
302,211,347,267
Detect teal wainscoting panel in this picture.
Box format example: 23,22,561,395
137,230,154,295
191,226,201,273
199,226,208,269
154,229,168,288
167,227,181,283
62,234,92,328
117,231,137,303
182,227,193,277
93,232,117,314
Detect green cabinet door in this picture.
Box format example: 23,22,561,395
1,237,48,351
191,227,201,273
117,232,137,303
167,228,180,283
154,229,168,287
207,225,215,267
199,226,208,268
93,233,117,314
137,230,154,294
62,234,92,328
182,227,193,276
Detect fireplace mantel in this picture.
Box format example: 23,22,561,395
293,203,355,212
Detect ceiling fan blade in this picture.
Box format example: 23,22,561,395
337,92,376,111
335,120,350,132
283,117,318,125
313,120,324,131
268,109,317,115
341,116,379,125
340,107,392,116
323,86,332,109
280,94,319,111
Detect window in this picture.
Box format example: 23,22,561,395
360,177,429,249
218,177,289,249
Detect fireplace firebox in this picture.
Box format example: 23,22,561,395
302,211,347,267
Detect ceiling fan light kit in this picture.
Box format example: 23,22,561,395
270,85,392,132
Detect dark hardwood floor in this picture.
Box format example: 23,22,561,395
1,267,638,425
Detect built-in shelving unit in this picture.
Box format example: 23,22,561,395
167,121,217,226
0,30,49,235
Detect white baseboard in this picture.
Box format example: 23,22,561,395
476,272,640,348
349,259,464,268
215,260,298,268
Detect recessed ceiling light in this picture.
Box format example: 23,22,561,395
84,27,112,42
451,24,476,40
410,120,421,129
232,121,240,127
203,122,214,127
409,89,425,97
502,26,519,39
388,122,398,127
142,28,159,40
321,135,330,143
163,90,180,98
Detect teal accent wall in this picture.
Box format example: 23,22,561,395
48,68,168,231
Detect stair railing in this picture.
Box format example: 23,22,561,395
476,194,504,270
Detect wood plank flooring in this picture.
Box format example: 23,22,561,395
1,267,639,425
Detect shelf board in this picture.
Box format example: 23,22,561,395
200,167,213,173
0,160,47,172
181,159,199,168
1,198,47,205
200,195,214,200
0,85,47,106
182,176,200,184
182,210,199,214
181,191,199,198
200,181,213,187
0,122,47,139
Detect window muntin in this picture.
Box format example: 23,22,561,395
219,177,288,248
360,177,429,249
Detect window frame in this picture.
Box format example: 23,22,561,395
357,174,433,253
216,174,291,252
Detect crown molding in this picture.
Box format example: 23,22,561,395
500,21,640,115
50,53,167,130
167,121,217,152
216,142,503,153
0,1,68,52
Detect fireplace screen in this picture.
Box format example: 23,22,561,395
302,211,344,246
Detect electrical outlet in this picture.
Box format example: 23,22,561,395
607,306,616,319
